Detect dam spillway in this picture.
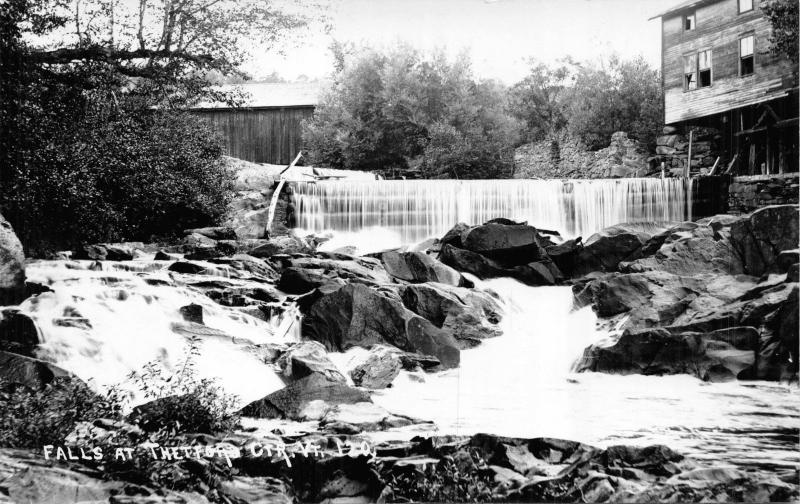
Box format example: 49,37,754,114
291,178,692,242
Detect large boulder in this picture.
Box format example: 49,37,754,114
460,223,546,265
302,283,460,368
573,226,648,276
184,226,237,241
0,351,73,390
621,222,744,276
400,282,502,348
349,345,402,389
239,374,371,420
439,244,561,286
277,267,329,294
0,449,125,504
0,310,39,356
73,243,135,261
545,238,583,278
249,235,312,258
572,270,705,327
0,214,25,306
380,251,465,286
575,326,759,381
276,341,347,384
730,205,799,276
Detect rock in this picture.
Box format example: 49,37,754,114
380,251,464,286
183,232,217,249
276,341,347,384
730,205,799,276
350,346,402,389
250,236,312,258
622,222,744,276
168,261,207,274
179,304,204,324
545,238,582,278
439,222,471,249
573,226,648,276
277,267,328,294
777,249,799,275
400,282,502,348
184,241,238,260
239,374,371,420
0,351,72,390
0,310,39,356
575,326,758,381
572,270,704,327
663,125,678,134
321,402,416,431
184,226,237,241
219,476,292,504
439,244,559,286
154,250,180,261
302,283,460,369
73,243,135,261
460,222,545,265
0,214,25,306
0,449,125,503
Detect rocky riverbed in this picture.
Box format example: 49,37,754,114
0,203,798,503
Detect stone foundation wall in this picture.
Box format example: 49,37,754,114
513,131,657,179
728,173,800,214
653,126,722,177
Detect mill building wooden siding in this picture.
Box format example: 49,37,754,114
191,106,315,165
662,0,798,124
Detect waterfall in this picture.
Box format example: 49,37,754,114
292,178,691,242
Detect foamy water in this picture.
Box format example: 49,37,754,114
21,260,292,407
367,280,800,470
12,248,799,471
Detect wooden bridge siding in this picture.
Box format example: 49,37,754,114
662,0,798,124
193,106,315,165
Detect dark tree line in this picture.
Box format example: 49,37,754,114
0,0,321,254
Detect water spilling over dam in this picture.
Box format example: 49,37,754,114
292,178,692,242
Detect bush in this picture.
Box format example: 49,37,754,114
1,108,233,255
0,377,123,449
127,336,241,436
302,45,521,178
560,56,664,151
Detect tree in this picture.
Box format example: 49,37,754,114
508,59,570,143
559,55,663,150
0,0,323,252
762,0,799,65
302,45,521,178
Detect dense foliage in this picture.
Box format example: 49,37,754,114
508,60,570,144
0,377,122,448
302,46,521,178
762,0,799,65
0,0,320,253
511,56,664,151
0,338,240,498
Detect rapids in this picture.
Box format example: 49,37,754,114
292,178,691,243
21,259,293,407
13,230,798,473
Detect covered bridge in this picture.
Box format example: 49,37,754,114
189,82,321,165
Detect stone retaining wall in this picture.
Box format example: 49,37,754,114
728,173,799,214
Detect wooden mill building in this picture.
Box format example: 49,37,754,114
189,82,320,165
651,0,799,175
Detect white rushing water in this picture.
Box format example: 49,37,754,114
366,279,800,470
13,230,797,472
20,260,293,407
292,178,691,242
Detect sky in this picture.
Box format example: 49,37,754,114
248,0,679,83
